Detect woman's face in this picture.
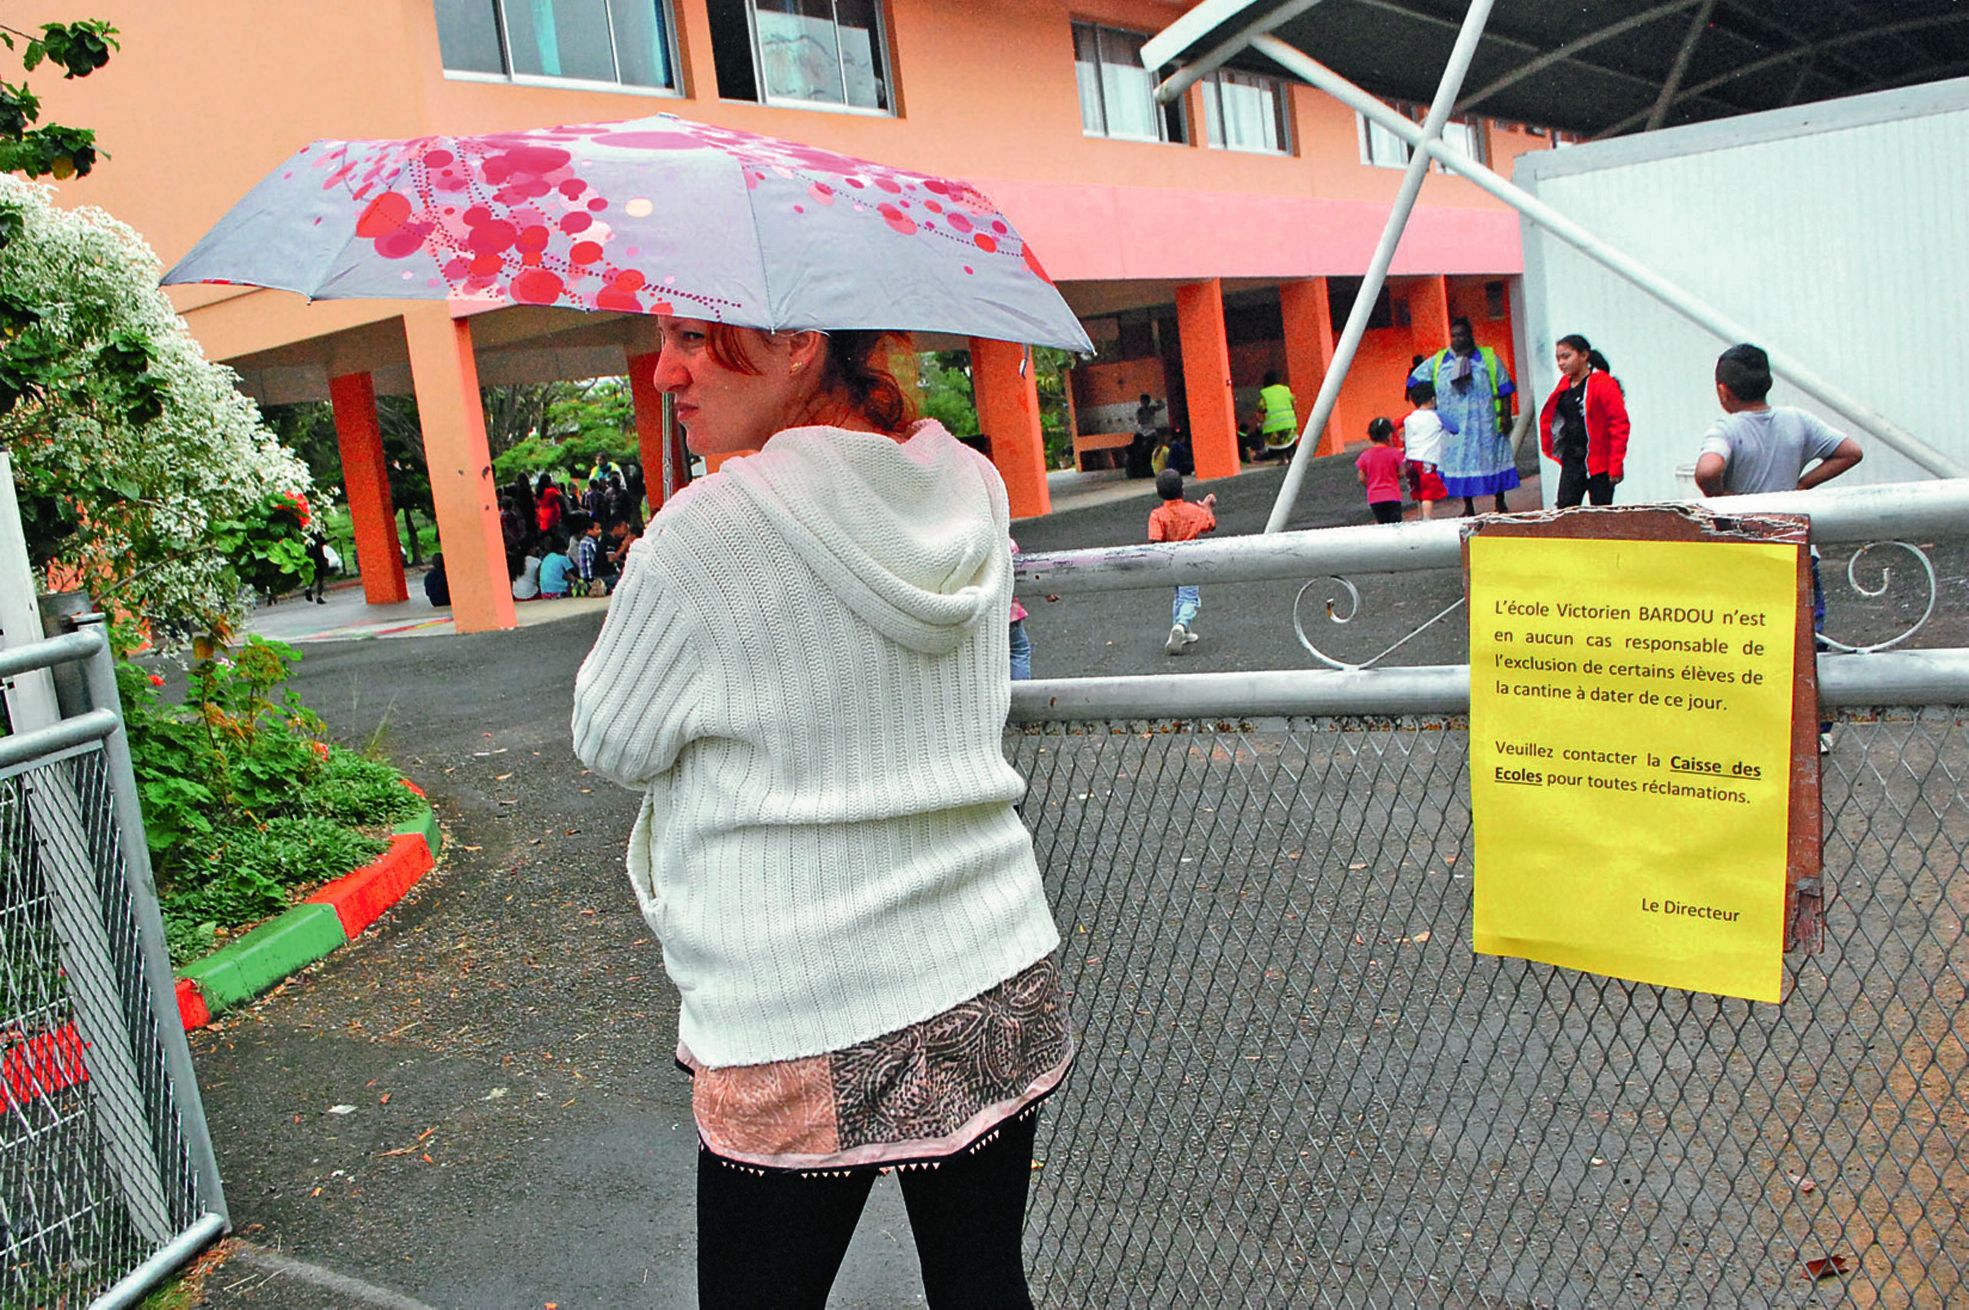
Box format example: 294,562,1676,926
1554,343,1588,381
651,318,820,456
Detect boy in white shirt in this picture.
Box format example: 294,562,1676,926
1401,380,1450,520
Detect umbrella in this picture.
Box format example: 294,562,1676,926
162,113,1091,353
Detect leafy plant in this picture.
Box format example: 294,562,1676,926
303,750,424,826
0,19,117,180
119,640,419,966
0,174,314,647
163,818,385,929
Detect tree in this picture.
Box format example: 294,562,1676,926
0,19,116,179
915,348,1078,468
267,395,437,566
0,175,314,643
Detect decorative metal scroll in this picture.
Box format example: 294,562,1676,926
1292,576,1465,672
1291,541,1937,670
1818,541,1937,655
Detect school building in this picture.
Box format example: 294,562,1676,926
31,0,1552,631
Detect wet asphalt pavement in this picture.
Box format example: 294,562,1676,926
176,450,1967,1307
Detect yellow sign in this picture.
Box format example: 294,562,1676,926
1468,536,1799,1002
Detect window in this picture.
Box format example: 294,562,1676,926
1073,22,1187,144
706,0,893,112
435,0,678,90
1358,107,1488,169
1202,70,1290,154
1357,108,1411,168
1439,118,1488,166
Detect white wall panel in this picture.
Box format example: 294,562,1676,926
1515,81,1969,504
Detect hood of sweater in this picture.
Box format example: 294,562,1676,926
722,418,1008,655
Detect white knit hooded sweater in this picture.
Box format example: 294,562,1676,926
571,419,1061,1068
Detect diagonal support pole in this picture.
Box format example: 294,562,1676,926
1647,0,1717,130
1254,32,1967,499
1263,0,1498,534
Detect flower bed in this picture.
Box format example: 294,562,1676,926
118,636,424,967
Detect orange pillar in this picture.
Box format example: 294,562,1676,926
326,371,408,605
627,351,690,513
1279,278,1339,456
1174,279,1239,481
968,337,1051,520
402,306,516,634
1408,274,1452,351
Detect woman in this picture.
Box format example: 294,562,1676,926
572,318,1070,1308
1539,333,1631,508
1409,316,1519,515
534,475,565,537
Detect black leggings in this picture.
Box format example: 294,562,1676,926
696,1109,1039,1309
1555,453,1615,508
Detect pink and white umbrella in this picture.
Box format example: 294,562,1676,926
163,113,1091,352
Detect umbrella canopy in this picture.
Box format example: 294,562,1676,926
162,113,1092,353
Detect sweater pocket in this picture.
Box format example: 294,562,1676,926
625,780,672,939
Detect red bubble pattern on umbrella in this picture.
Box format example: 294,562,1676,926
296,115,1054,320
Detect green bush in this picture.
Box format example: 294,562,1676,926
163,818,385,927
119,639,420,967
302,748,424,825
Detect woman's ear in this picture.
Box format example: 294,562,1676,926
784,330,827,376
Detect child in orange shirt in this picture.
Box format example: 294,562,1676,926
1148,468,1218,654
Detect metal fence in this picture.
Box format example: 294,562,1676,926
1010,482,1969,1307
0,626,224,1308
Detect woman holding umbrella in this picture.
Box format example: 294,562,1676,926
572,318,1070,1307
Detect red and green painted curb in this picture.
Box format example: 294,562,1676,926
1,781,441,1103
173,780,442,1031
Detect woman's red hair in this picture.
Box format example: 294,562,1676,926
703,322,916,434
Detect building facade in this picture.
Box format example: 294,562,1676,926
31,0,1547,630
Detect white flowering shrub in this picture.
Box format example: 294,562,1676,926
0,174,313,643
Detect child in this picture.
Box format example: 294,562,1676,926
1357,418,1406,525
1693,342,1864,753
1148,467,1217,654
538,534,575,599
1401,381,1450,520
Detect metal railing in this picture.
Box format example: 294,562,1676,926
0,624,225,1308
1009,482,1969,1306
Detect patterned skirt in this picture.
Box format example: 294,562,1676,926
680,956,1073,1174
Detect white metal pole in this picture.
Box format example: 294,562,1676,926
0,448,61,733
1253,33,1968,481
1262,0,1498,534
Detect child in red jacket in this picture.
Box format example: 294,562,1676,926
1539,333,1631,507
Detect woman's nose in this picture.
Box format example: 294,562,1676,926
652,344,688,392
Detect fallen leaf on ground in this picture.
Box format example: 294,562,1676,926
1412,931,1431,943
1788,1173,1816,1193
379,1093,391,1105
495,773,513,782
1800,1254,1851,1281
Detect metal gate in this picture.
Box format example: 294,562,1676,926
0,624,225,1308
1011,482,1969,1306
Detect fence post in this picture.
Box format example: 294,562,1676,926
15,625,175,1244
77,615,228,1228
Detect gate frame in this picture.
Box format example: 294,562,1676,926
0,625,229,1309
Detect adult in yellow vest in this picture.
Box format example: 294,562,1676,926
1254,372,1298,461
1408,317,1518,515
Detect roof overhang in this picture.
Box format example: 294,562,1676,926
1145,0,1969,138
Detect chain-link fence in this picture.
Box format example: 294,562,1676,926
0,628,224,1307
1011,705,1969,1307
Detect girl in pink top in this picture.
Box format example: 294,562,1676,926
1357,417,1407,524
